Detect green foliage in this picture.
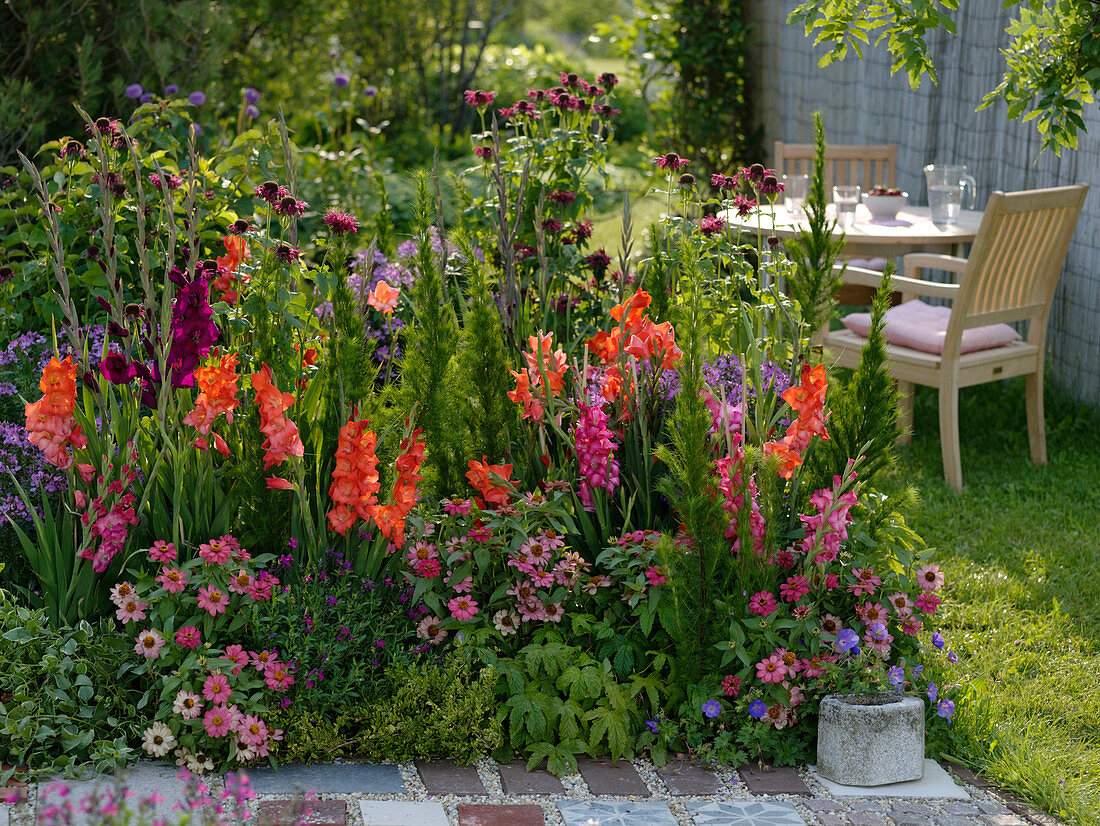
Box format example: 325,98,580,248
788,0,1099,155
782,112,846,335
272,654,501,764
454,230,517,465
0,589,137,776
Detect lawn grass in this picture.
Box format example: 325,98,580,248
885,376,1100,825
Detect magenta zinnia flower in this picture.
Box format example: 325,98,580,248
448,595,479,621
202,673,232,703
322,209,359,235
148,540,177,562
155,566,188,593
196,585,229,615
198,538,232,566
175,626,201,649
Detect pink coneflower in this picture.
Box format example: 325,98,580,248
116,598,147,624
273,244,300,264
134,629,165,659
175,626,201,649
202,705,233,738
148,540,177,562
699,215,726,238
755,653,788,684
653,152,690,171
322,209,359,235
416,616,448,645
758,174,784,196
198,538,232,566
748,590,778,616
196,585,229,616
227,569,253,595
156,566,189,593
710,172,739,190
202,673,232,703
237,715,269,748
109,582,137,607
448,595,479,621
547,190,576,205
173,690,203,719
914,564,945,592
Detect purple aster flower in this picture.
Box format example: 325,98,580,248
188,91,206,106
748,700,767,719
245,87,260,104
165,84,179,95
334,74,350,88
702,700,721,718
125,83,143,100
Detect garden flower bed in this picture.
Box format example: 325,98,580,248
0,80,960,782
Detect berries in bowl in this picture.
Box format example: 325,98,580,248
862,186,908,221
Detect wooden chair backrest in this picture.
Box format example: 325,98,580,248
774,141,897,194
945,183,1088,355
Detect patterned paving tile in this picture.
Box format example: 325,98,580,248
358,800,449,826
557,801,678,826
687,800,807,825
247,763,405,795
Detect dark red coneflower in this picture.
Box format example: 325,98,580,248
322,209,359,235
654,152,690,171
273,244,301,264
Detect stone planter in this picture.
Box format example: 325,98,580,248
816,693,925,786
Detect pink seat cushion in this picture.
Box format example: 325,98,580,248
841,299,1022,355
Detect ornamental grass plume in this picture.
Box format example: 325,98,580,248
24,355,87,469
251,364,304,481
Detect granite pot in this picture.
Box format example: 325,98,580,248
816,693,924,786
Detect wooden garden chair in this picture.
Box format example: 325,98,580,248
822,183,1089,491
773,141,898,193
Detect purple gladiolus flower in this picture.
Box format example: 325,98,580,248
702,700,721,718
334,74,350,88
245,87,260,104
748,700,767,719
837,628,859,653
188,91,206,106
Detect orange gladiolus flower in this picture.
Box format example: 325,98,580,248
327,418,381,535
252,364,304,470
184,350,241,446
367,280,401,313
763,363,830,476
266,476,295,490
465,457,514,508
25,356,86,470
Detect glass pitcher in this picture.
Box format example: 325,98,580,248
924,164,976,227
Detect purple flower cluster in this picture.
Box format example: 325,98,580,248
656,355,792,405
167,269,219,388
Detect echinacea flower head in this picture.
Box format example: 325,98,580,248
141,722,176,757
702,700,722,718
134,629,165,659
749,700,767,719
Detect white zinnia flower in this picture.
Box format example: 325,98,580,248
141,721,177,757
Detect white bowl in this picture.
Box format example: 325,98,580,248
862,192,908,221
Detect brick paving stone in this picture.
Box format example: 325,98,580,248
812,815,845,826
575,759,649,797
894,820,933,826
944,764,994,789
359,801,449,826
892,803,934,817
657,761,723,796
848,814,886,826
981,816,1028,826
248,763,405,795
415,760,485,795
256,799,347,826
943,804,982,816
1005,801,1048,821
558,800,676,826
457,804,545,826
738,764,811,797
803,800,842,812
497,762,563,795
848,804,887,813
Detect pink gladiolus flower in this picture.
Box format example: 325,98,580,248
202,705,234,738
134,629,165,659
202,673,232,703
115,598,147,624
148,540,177,562
155,566,189,593
197,585,229,615
448,595,479,621
175,626,201,649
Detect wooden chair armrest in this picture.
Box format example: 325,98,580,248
834,264,961,300
903,253,969,278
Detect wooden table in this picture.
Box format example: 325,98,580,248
725,204,984,258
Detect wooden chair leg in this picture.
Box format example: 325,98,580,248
896,381,914,446
1025,370,1047,465
938,379,963,491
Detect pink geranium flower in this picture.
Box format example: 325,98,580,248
198,538,233,566
202,704,234,738
197,585,229,615
175,626,201,649
148,540,177,563
223,644,249,675
755,653,788,683
748,591,778,616
155,566,189,593
914,564,945,592
115,598,147,624
202,673,232,703
134,629,165,659
448,595,479,621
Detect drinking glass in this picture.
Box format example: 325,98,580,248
833,185,861,229
783,173,809,218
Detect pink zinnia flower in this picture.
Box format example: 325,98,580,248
416,616,448,645
264,662,294,692
819,613,844,636
915,592,942,614
115,598,147,624
886,591,914,617
134,629,165,659
755,653,788,684
914,564,945,592
748,591,778,616
155,566,189,593
251,650,275,670
442,497,473,515
223,644,249,675
197,585,229,615
855,601,888,625
849,568,881,596
645,566,668,587
448,595,479,621
202,705,234,738
451,576,474,594
543,602,565,623
227,569,253,595
202,673,232,703
148,540,177,562
779,575,810,603
109,582,137,607
175,626,201,649
198,539,232,566
237,715,269,748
